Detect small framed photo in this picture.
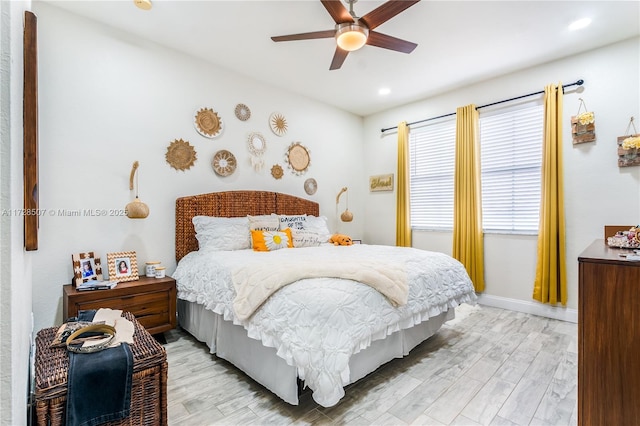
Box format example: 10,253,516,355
72,252,103,287
107,251,139,282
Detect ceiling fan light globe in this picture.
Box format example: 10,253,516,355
335,23,369,51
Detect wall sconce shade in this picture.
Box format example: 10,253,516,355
335,23,369,52
126,161,149,219
336,186,353,222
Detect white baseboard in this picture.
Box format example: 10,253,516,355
475,294,577,323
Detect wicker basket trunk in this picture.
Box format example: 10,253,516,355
34,312,167,426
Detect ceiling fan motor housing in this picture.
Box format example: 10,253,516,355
335,22,369,51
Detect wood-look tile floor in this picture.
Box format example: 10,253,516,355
164,304,577,425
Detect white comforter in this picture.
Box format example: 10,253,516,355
174,244,476,407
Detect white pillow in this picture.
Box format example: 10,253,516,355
291,229,328,248
248,214,280,231
192,216,250,251
278,214,307,230
304,215,332,242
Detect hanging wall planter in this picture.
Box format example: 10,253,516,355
571,98,596,145
617,116,640,167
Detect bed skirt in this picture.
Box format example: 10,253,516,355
177,299,454,405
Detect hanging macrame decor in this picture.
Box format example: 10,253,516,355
571,98,596,145
617,116,640,167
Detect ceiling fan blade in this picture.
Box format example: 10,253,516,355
271,30,336,42
329,47,349,70
367,31,417,53
321,0,354,24
360,0,421,30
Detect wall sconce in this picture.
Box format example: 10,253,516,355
125,161,149,219
336,187,353,222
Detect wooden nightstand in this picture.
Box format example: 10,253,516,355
63,275,177,335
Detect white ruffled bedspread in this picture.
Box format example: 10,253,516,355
174,244,477,407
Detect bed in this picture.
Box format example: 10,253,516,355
173,190,476,407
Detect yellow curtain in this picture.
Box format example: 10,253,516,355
396,121,412,247
453,105,485,292
533,83,567,305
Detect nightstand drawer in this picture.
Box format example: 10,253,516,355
63,276,177,335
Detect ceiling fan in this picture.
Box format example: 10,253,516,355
271,0,420,70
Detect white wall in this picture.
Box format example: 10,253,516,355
31,2,365,331
1,0,34,423
363,37,640,313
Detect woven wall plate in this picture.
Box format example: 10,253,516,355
285,142,310,175
166,139,197,171
235,103,251,121
269,112,288,136
304,178,317,195
212,150,237,176
194,107,223,138
270,164,284,180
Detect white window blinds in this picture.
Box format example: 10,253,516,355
480,102,543,233
408,100,543,234
409,118,456,229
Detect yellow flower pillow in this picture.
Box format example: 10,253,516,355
251,228,293,252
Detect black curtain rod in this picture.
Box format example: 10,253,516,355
380,79,584,133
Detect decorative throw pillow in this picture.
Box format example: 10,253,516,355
291,229,328,248
251,228,293,252
248,214,280,231
303,215,333,243
278,214,307,230
192,216,251,251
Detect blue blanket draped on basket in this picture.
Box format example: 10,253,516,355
66,310,133,426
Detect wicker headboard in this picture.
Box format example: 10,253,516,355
175,190,320,261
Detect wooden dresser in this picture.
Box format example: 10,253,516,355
578,240,640,425
63,275,177,335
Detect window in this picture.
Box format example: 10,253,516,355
480,103,543,233
409,118,456,230
408,101,543,234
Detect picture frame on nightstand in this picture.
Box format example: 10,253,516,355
71,252,103,287
107,251,139,282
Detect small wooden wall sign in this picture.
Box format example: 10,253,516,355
617,134,640,167
571,115,596,145
369,174,394,192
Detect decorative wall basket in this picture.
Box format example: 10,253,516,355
285,142,310,176
212,150,237,176
571,98,595,145
269,112,288,136
166,139,197,171
194,107,223,138
270,164,284,180
617,117,640,168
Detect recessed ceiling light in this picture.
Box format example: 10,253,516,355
379,88,391,96
569,18,591,31
134,0,152,11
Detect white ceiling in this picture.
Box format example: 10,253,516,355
43,0,640,116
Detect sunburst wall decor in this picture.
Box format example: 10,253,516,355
166,139,197,171
194,107,223,138
269,112,288,136
271,164,284,180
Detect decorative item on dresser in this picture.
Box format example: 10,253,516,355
578,240,640,425
107,251,139,282
63,275,177,335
